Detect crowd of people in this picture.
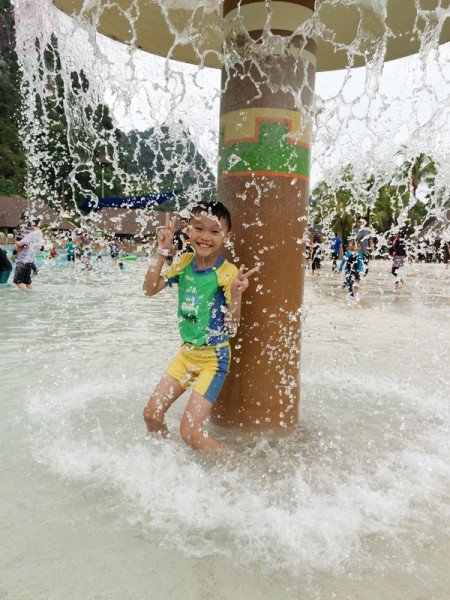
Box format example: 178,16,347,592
1,211,447,297
305,218,424,298
0,212,136,291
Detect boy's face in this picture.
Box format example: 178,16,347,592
188,211,231,260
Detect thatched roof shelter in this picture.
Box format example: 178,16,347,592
82,208,176,238
0,196,75,231
0,197,185,239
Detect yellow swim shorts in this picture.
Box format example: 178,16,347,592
166,342,231,403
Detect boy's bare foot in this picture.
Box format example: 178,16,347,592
182,431,223,451
143,407,169,437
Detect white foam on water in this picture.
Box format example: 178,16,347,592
21,352,450,577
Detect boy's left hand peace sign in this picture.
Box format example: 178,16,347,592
231,265,259,295
157,212,176,250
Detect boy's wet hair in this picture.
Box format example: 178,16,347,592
191,201,232,231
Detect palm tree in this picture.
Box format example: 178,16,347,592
310,167,362,246
372,183,409,234
396,146,436,199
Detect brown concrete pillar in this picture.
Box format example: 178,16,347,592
212,0,316,430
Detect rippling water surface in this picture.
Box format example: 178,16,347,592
1,258,449,599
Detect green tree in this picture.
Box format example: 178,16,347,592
396,146,436,199
371,183,409,234
0,0,26,194
310,165,368,245
0,174,15,194
15,29,215,214
117,124,216,212
21,34,124,210
393,147,439,232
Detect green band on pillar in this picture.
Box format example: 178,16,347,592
219,120,310,179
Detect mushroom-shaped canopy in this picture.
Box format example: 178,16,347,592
53,0,450,71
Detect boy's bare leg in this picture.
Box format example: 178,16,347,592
143,374,185,437
180,391,222,451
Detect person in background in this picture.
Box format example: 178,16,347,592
310,235,322,276
442,238,449,270
109,238,119,264
0,247,13,284
392,230,407,291
329,232,343,273
339,240,363,297
304,242,311,268
66,239,75,262
12,213,30,261
172,211,194,257
354,218,375,276
13,218,43,291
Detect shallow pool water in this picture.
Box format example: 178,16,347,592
1,258,449,599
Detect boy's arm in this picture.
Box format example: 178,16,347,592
226,265,258,334
226,292,243,336
143,254,167,296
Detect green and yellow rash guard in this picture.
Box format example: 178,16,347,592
163,253,238,346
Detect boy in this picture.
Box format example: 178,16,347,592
339,240,363,297
329,232,343,273
142,201,256,451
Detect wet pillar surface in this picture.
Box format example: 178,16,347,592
212,0,317,430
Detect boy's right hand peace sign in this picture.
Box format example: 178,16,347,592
157,213,176,250
231,265,259,295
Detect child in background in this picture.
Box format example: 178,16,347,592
310,235,322,275
392,230,407,291
329,232,343,273
339,240,363,297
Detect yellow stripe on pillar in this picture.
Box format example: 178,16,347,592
221,108,312,146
